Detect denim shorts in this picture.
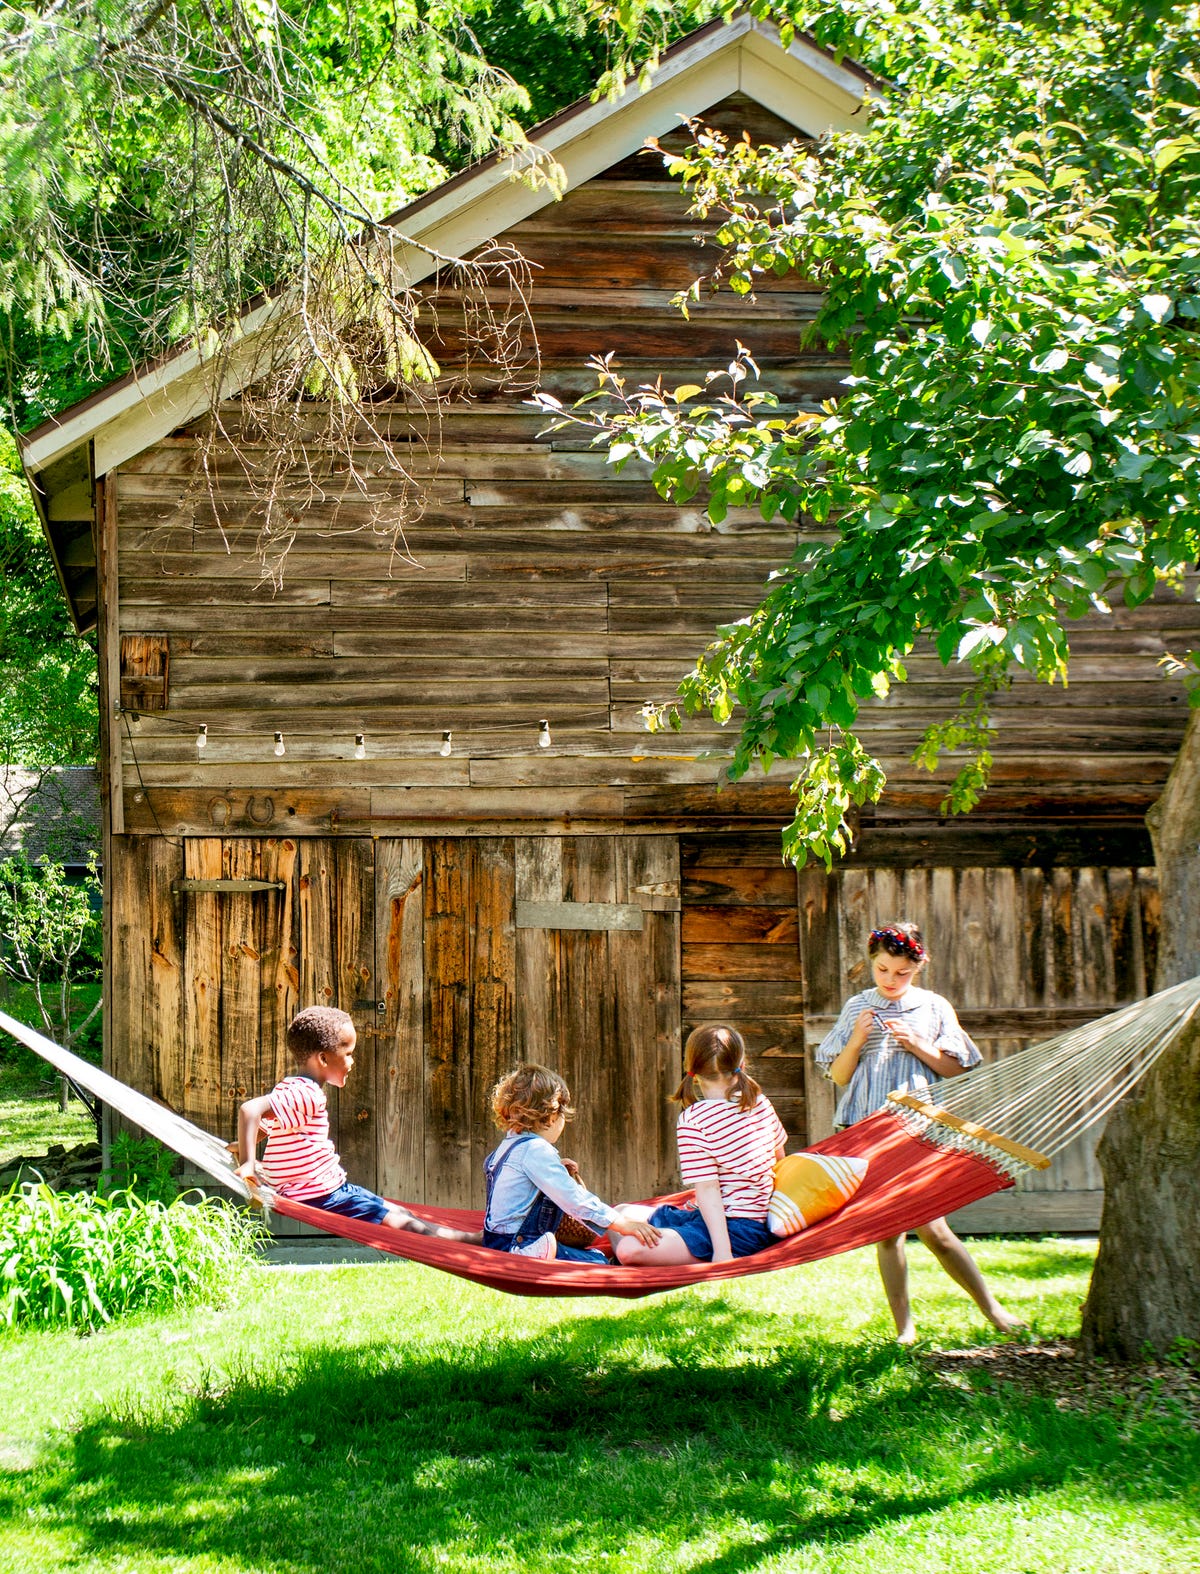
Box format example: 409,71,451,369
306,1181,392,1225
648,1203,774,1261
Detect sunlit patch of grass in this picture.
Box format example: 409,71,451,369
0,1240,1196,1572
0,1062,94,1167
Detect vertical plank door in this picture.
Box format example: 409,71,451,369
512,833,680,1202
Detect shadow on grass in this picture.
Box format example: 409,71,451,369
2,1297,1194,1573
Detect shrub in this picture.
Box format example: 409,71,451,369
0,1182,263,1331
100,1131,179,1205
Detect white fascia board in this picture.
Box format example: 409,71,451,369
391,52,743,288
22,295,282,476
747,18,880,109
90,317,291,477
739,43,869,137
380,15,756,248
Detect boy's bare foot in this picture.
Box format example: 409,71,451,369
895,1325,918,1347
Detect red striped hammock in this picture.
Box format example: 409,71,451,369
268,1108,1011,1298
12,977,1200,1299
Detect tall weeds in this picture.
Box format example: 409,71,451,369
0,1183,262,1331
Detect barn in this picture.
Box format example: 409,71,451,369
18,15,1193,1229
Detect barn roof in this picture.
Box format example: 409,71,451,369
0,767,100,867
17,13,877,632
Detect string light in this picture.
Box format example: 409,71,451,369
120,705,602,762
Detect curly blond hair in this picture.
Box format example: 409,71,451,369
491,1064,576,1132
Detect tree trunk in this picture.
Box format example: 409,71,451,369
1080,709,1200,1358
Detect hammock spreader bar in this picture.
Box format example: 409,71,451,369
887,1093,1052,1171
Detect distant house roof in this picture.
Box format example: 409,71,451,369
0,767,101,866
17,13,879,633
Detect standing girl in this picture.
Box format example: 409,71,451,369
615,1024,787,1266
816,921,1023,1343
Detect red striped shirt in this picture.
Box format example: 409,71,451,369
261,1076,345,1200
676,1094,787,1218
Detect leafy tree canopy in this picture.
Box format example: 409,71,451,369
0,0,643,429
567,0,1199,864
0,429,96,773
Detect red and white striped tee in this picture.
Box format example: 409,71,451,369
676,1094,787,1218
261,1076,346,1200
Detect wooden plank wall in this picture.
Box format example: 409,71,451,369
681,835,806,1143
106,92,1200,840
108,831,681,1208
797,861,1160,1230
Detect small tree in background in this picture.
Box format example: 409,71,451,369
0,854,102,1102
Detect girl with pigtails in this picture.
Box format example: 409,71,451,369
816,921,1023,1343
614,1023,787,1266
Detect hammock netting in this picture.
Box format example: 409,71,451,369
3,974,1197,1299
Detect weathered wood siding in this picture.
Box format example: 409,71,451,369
682,835,806,1141
798,859,1160,1231
108,92,1200,839
109,833,680,1208
99,93,1188,1224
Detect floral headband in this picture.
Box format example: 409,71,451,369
869,926,926,962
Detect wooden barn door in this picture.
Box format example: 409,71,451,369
110,835,397,1198
385,833,681,1208
109,832,681,1210
797,863,1160,1231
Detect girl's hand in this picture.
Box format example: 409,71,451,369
853,1008,876,1038
561,1157,581,1180
610,1215,661,1246
884,1019,930,1054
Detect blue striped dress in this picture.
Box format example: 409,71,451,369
814,986,980,1130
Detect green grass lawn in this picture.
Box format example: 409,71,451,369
0,981,101,1167
0,1238,1196,1573
0,1062,95,1167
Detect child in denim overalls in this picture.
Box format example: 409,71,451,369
483,1064,661,1263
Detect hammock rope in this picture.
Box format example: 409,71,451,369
899,976,1200,1162
2,976,1197,1299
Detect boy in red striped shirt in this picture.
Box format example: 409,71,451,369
237,1006,478,1242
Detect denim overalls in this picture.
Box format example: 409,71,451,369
482,1133,609,1264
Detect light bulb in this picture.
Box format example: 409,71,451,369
354,733,366,760
538,719,552,749
439,730,453,757
196,724,208,751
273,731,286,757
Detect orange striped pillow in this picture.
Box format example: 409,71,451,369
767,1151,868,1237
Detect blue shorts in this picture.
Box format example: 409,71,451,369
648,1203,774,1262
306,1182,392,1225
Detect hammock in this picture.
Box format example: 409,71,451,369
3,976,1198,1300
